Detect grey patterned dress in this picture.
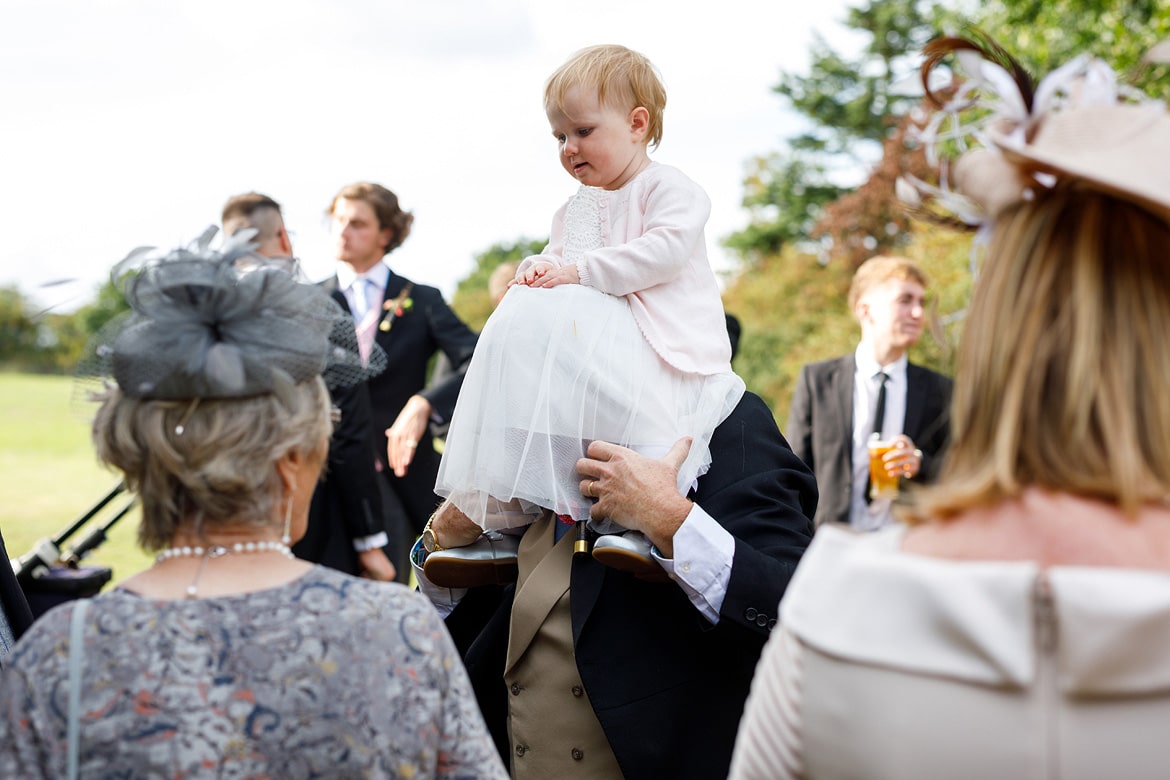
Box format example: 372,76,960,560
0,566,508,779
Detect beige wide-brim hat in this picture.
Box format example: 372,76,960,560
988,103,1170,224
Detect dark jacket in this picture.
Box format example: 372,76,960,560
446,392,817,779
323,271,478,533
787,354,953,527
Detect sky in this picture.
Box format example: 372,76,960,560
1,0,858,314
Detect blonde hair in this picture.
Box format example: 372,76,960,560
545,44,666,149
910,185,1170,521
847,255,928,313
488,262,517,304
92,378,332,550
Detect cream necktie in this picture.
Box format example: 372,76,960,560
351,275,371,319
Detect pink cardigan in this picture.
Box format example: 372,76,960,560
518,162,733,376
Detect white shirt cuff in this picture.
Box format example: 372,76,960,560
410,539,466,619
653,504,734,624
352,532,389,552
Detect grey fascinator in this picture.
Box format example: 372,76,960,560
77,227,385,401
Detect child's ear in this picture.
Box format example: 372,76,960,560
629,106,650,139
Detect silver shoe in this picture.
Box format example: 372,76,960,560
591,531,669,582
423,531,520,588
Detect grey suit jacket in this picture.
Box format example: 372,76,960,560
787,354,953,527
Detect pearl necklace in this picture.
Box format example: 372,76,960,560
155,540,294,563
155,540,295,599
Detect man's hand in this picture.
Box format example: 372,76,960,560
358,548,397,582
386,395,433,477
576,437,694,558
882,434,924,479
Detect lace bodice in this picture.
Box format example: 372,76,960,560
562,186,605,263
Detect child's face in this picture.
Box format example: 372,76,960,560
547,86,649,191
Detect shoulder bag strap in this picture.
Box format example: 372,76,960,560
66,599,91,780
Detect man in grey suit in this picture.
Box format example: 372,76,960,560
788,255,952,530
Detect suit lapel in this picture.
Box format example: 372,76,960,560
833,355,855,461
373,272,412,344
383,272,405,301
505,514,574,675
904,363,926,439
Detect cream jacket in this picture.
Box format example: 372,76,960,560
519,162,732,376
731,517,1170,780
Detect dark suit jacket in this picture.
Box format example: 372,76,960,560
445,392,817,780
293,377,386,575
787,354,953,527
323,271,478,532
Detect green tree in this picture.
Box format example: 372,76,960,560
40,311,92,372
30,276,135,374
723,152,844,262
716,0,1170,423
75,276,132,339
980,0,1170,99
450,237,547,330
0,286,41,368
725,0,962,265
725,0,1170,269
723,224,971,419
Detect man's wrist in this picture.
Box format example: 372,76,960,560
421,513,446,554
648,497,694,559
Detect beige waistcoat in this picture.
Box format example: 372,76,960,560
504,513,623,779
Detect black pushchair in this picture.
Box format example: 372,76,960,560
14,484,136,619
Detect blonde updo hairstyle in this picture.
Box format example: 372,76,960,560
92,377,332,551
911,184,1170,521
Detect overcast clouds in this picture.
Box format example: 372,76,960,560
1,0,856,312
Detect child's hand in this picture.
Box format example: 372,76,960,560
529,263,580,288
516,261,555,286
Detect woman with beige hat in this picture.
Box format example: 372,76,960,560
730,34,1170,780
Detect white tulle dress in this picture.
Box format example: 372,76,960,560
435,185,745,532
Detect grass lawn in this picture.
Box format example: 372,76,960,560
1,373,152,586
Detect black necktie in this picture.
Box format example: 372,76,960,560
872,372,889,437
865,372,889,504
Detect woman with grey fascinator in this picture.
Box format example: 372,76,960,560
731,32,1170,780
0,229,508,779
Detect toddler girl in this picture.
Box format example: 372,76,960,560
431,44,744,577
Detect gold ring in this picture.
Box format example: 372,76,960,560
405,440,417,449
588,480,596,498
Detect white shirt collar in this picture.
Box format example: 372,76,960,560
336,260,390,292
855,344,908,385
